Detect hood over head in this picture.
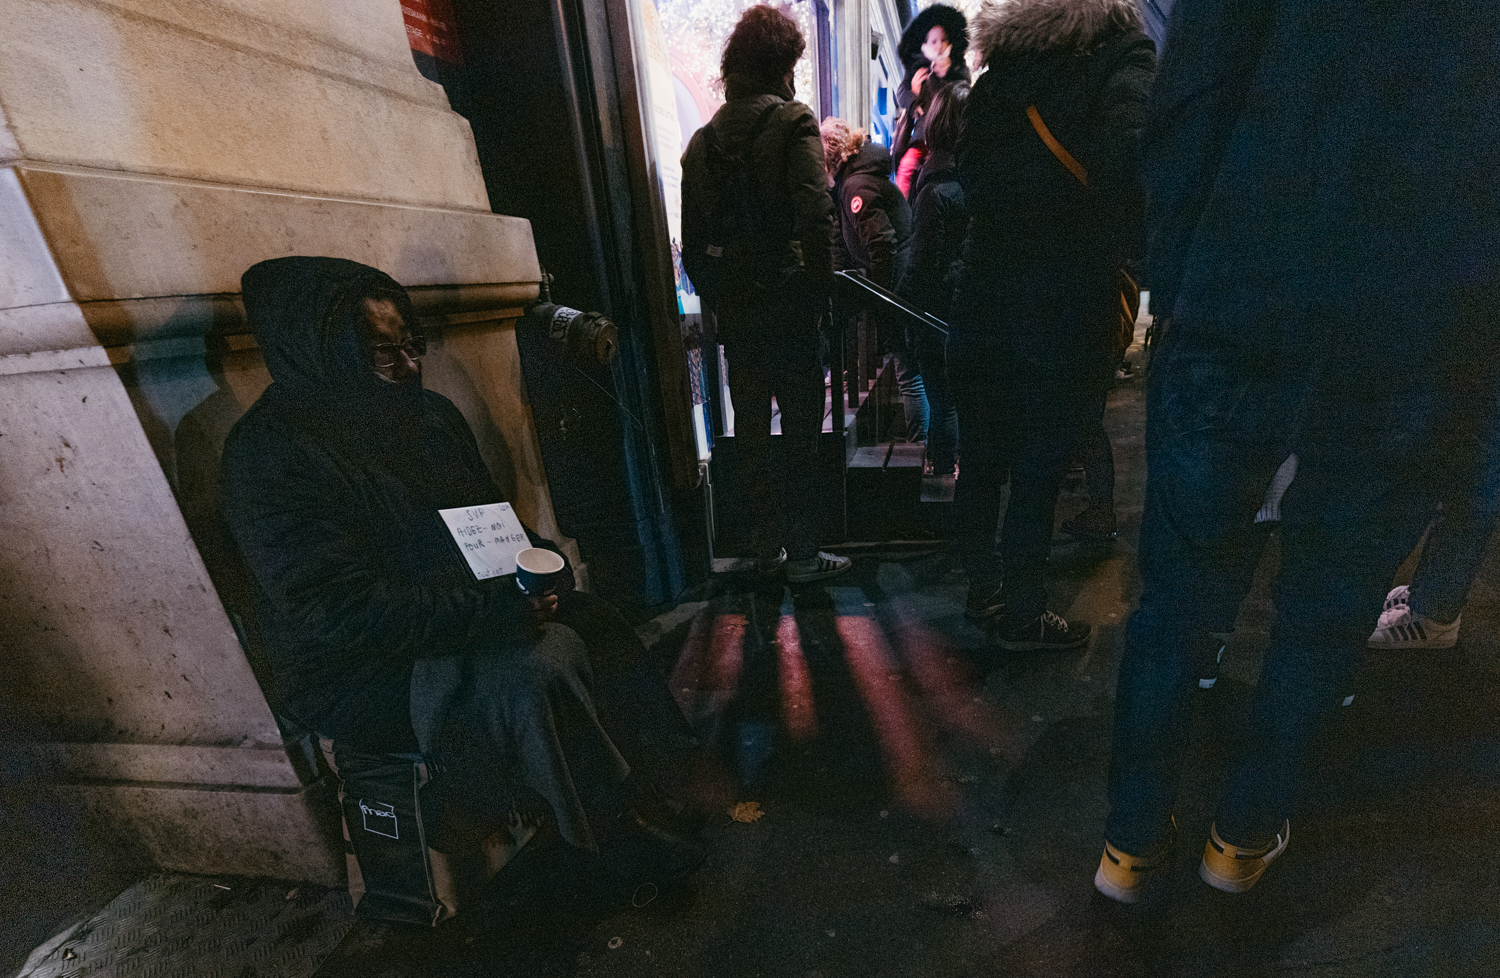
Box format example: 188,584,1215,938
972,0,1141,63
899,4,970,70
240,256,420,398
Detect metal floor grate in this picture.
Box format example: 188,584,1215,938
16,875,354,978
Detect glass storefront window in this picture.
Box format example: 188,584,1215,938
656,0,819,147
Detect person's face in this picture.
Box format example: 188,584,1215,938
360,296,423,385
921,26,951,68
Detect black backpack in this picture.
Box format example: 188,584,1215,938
688,103,790,302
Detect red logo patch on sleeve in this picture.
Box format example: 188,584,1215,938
850,196,864,214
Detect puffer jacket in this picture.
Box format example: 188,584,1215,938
959,0,1155,277
898,148,967,321
893,4,972,156
831,141,913,290
222,257,564,750
680,71,833,326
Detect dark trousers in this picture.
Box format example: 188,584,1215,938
948,274,1109,624
1410,384,1500,622
720,300,827,560
1076,384,1115,506
1105,319,1498,853
411,591,691,853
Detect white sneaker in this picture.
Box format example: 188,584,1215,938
786,551,852,584
1368,606,1460,649
1382,584,1410,615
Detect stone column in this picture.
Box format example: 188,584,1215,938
0,0,560,883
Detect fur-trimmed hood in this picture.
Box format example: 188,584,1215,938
972,0,1141,62
898,4,969,70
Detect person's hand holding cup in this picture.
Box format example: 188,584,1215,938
516,547,567,626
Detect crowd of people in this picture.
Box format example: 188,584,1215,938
678,0,1500,905
219,0,1498,919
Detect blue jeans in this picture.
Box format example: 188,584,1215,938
914,324,958,472
1104,320,1487,853
1409,387,1500,623
892,346,929,443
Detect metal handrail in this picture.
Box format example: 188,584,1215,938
833,269,949,336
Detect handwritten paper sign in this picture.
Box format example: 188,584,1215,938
438,502,529,581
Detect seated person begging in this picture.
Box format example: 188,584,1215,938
222,256,702,892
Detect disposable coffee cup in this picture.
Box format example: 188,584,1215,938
515,547,566,596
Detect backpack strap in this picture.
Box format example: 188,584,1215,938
723,99,783,157
1026,104,1088,186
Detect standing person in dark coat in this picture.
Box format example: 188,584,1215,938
221,256,704,889
898,81,970,478
950,0,1154,648
680,4,851,585
892,4,971,199
823,120,913,294
1097,0,1500,902
822,117,925,443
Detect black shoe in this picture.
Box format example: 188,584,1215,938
605,807,707,887
965,577,1006,621
1060,503,1117,542
997,611,1091,651
629,779,708,838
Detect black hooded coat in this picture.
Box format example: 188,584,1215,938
222,257,562,750
893,5,972,166
223,258,700,853
955,0,1154,372
831,141,913,291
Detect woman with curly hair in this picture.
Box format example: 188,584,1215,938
680,5,850,585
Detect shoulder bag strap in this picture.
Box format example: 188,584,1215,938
1026,104,1088,186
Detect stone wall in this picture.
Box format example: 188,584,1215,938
0,0,560,883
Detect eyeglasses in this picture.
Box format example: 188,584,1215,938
369,335,427,368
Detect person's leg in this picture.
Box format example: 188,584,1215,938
949,334,1009,584
1104,329,1289,858
1061,382,1118,540
990,300,1103,636
892,343,930,443
995,431,1070,625
411,624,630,854
1082,386,1114,502
555,591,695,773
914,326,958,474
1212,366,1461,849
723,327,780,562
775,322,830,562
1408,388,1500,623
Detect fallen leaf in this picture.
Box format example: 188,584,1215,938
728,801,765,823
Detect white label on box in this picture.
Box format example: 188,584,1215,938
438,502,529,581
359,800,399,840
